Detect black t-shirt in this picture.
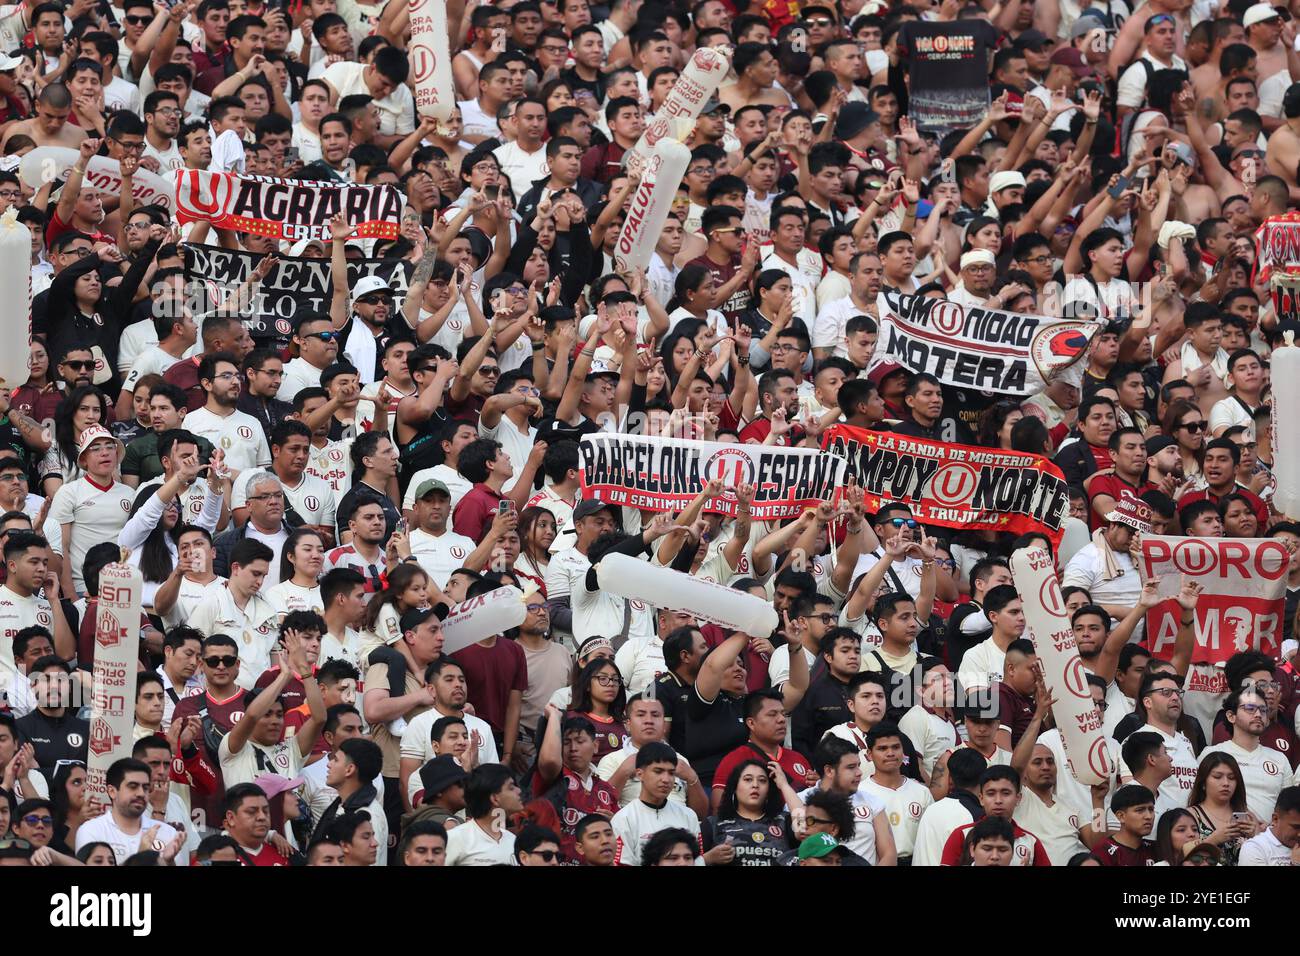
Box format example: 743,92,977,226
15,710,90,768
336,481,401,542
561,67,602,104
701,814,792,866
683,684,748,790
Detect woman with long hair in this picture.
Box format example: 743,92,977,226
548,635,616,711
658,324,704,389
977,400,1025,451
118,453,225,609
10,336,60,440
665,265,725,334
702,759,792,866
1162,399,1207,483
1219,493,1260,538
1187,751,1258,865
515,506,556,595
1152,808,1202,866
48,760,88,854
264,527,327,615
566,657,628,762
76,842,118,865
42,384,109,495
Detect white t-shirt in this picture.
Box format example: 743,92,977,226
860,775,933,858
1013,786,1088,866
48,477,135,594
121,345,183,395
799,783,887,863
479,417,537,496
402,465,472,512
611,797,702,866
761,248,823,326
143,137,185,174
1200,738,1290,821
911,796,975,867
278,357,326,405
812,294,869,356
1117,53,1187,109
493,141,549,201
456,97,500,141
182,407,272,474
1061,543,1142,615
292,122,323,164
1208,396,1255,436
614,633,665,699
445,818,516,865
264,578,323,619
0,584,53,700
957,637,1007,692
75,811,180,865
322,61,416,136
401,705,499,804
1238,826,1296,866
210,127,246,174
218,732,305,788
595,744,691,808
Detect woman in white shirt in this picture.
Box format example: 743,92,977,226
264,528,327,616
515,507,557,596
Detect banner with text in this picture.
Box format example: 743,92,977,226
874,289,1097,395
896,20,994,132
1138,535,1289,667
822,423,1071,543
174,170,403,241
85,564,143,812
184,244,412,349
578,433,846,520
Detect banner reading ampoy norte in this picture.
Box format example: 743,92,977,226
184,244,412,349
579,433,845,520
874,289,1097,396
1139,535,1289,667
174,169,403,241
85,564,143,811
822,423,1071,543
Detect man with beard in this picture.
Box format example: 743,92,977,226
812,252,882,361
399,658,498,809
75,758,180,864
179,121,214,169
183,351,272,477
143,90,184,172
1118,671,1200,809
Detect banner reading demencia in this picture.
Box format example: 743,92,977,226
86,564,143,812
578,433,845,520
874,289,1098,395
174,169,403,241
822,424,1070,543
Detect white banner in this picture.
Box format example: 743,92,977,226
1010,546,1111,785
1271,337,1300,519
85,564,144,811
0,208,31,388
596,552,778,636
20,146,174,211
408,0,454,120
625,46,730,171
874,289,1098,396
440,585,528,655
613,137,690,274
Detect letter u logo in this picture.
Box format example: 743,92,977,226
175,169,228,218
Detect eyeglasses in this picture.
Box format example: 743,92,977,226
113,138,146,152
525,603,547,613
936,558,957,570
414,364,440,375
248,491,284,502
0,472,26,482
1178,421,1207,433
0,839,32,852
204,655,238,668
0,189,20,199
1239,703,1267,715
306,331,340,342
770,343,804,353
124,221,152,231
212,371,240,381
254,367,284,377
888,517,920,529
1093,697,1108,710
21,814,52,827
473,161,499,174
1150,687,1183,698
1252,680,1282,694
527,849,559,861
592,674,622,686
802,612,836,624
541,44,569,55
1234,150,1265,161
505,285,527,296
1022,255,1052,265
151,107,182,117
61,360,93,370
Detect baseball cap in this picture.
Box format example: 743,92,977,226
1244,3,1282,26
399,604,450,637
75,424,125,463
1050,46,1092,76
413,478,451,500
1070,15,1105,38
573,498,616,521
797,833,840,861
834,102,881,140
1105,497,1154,535
353,275,394,299
866,361,906,388
418,754,469,801
1145,434,1177,457
701,97,730,115
254,773,305,799
0,54,24,71
1013,28,1050,50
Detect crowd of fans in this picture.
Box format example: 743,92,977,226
1,0,1300,869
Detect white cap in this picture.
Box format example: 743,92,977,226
960,249,996,270
0,54,24,71
989,171,1027,194
352,275,394,299
1244,3,1282,27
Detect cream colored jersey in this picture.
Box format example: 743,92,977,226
1201,739,1290,821
161,576,223,630
183,407,272,474
1014,787,1089,866
218,733,304,788
234,471,337,532
305,440,354,495
410,528,477,591
1117,723,1197,809
263,580,324,618
861,775,933,858
48,476,135,594
898,705,958,778
0,584,53,700
188,585,280,691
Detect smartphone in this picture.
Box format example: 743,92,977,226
498,499,512,515
284,146,299,165
1231,811,1252,824
483,184,500,201
396,517,408,534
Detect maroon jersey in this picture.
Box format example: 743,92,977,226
76,599,153,667
687,253,751,322
1092,837,1157,866
997,683,1035,747
531,766,619,863
713,742,818,792
568,711,629,762
453,637,529,736
172,688,246,736
1083,470,1140,530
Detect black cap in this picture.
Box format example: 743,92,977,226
1014,28,1050,49
573,498,616,521
1284,81,1300,119
400,604,449,635
834,102,880,140
418,755,469,801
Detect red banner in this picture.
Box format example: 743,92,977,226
1138,535,1289,666
821,424,1071,543
174,170,403,242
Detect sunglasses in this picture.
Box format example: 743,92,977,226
358,294,392,305
528,849,559,861
1148,13,1174,25
124,14,150,24
305,331,340,342
888,517,920,529
54,759,85,771
21,814,52,827
62,360,93,370
1178,421,1207,433
204,655,238,668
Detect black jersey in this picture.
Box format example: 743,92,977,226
701,815,792,866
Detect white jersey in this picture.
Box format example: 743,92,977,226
611,797,703,866
898,705,958,778
614,633,666,699
445,818,515,866
161,576,222,631
860,775,933,858
183,407,272,474
0,584,53,700
305,441,354,495
319,627,365,672
75,812,179,865
595,744,692,808
402,464,472,512
1201,739,1290,821
525,484,576,554
121,346,183,394
263,580,324,618
234,471,337,532
278,357,326,405
799,784,888,864
1117,723,1197,809
48,476,135,594
401,706,498,804
912,796,975,867
188,584,281,691
218,732,304,789
957,637,1007,692
1014,786,1089,866
410,528,477,590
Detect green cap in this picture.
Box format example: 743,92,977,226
414,479,451,500
797,833,839,861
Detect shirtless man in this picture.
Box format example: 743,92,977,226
1,84,87,150
719,42,792,113
1265,82,1300,204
